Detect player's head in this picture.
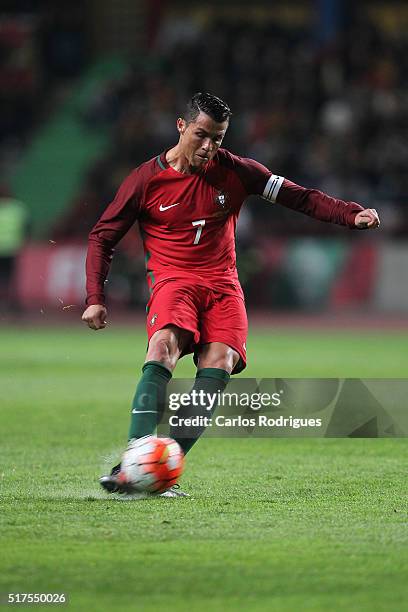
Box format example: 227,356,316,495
177,92,232,168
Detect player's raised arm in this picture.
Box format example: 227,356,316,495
82,168,141,329
263,175,380,230
218,151,380,230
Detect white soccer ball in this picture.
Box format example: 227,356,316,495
119,436,184,493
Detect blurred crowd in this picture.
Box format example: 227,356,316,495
2,3,408,311
0,2,87,174
54,12,408,240
2,6,408,240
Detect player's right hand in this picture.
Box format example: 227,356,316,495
82,304,108,330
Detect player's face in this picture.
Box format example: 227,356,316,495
178,112,228,169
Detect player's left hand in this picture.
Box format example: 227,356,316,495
354,208,380,229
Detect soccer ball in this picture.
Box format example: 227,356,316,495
119,436,184,494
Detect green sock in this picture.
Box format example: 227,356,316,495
128,361,172,440
172,368,230,455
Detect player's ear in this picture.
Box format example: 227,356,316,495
177,118,186,135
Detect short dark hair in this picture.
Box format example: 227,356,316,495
184,92,232,124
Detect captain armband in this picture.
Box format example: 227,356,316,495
262,174,285,203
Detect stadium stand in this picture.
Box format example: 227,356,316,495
52,6,408,240
2,2,408,312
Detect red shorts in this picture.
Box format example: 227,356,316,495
145,279,248,374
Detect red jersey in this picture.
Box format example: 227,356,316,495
86,148,363,306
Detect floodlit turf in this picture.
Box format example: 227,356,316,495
1,326,407,611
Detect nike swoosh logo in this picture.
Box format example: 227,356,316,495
131,409,156,414
159,202,180,211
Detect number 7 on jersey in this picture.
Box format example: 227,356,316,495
192,219,205,244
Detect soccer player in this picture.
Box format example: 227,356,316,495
82,92,380,497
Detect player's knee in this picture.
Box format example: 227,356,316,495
147,338,173,369
206,356,237,373
146,328,181,370
198,345,240,373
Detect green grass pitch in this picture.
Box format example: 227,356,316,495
1,326,407,611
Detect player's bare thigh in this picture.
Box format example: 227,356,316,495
196,342,240,374
146,325,193,371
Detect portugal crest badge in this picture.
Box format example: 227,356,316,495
215,190,230,210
